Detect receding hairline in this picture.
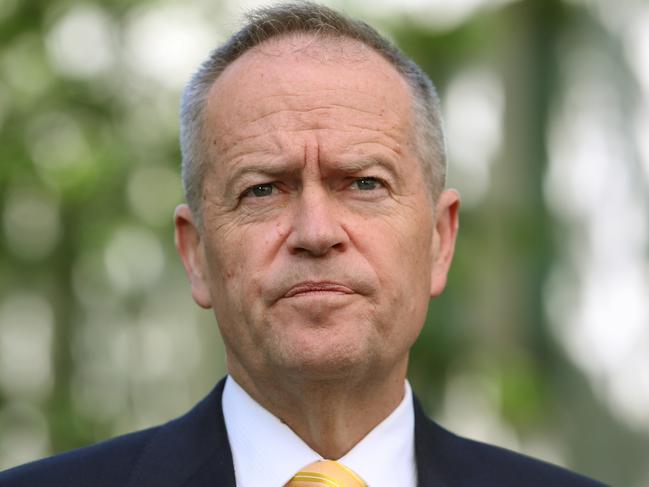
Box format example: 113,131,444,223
180,3,447,223
225,30,382,63
202,33,421,163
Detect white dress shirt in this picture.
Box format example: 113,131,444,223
222,376,417,487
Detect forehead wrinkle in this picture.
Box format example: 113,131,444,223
254,87,397,112
243,102,393,127
204,33,422,192
216,109,406,159
208,42,412,126
210,85,404,151
221,127,405,167
232,86,403,129
207,38,412,126
223,144,402,195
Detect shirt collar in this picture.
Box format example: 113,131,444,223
222,375,416,487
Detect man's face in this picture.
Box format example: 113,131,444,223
176,37,459,384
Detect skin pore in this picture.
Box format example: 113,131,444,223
174,35,460,459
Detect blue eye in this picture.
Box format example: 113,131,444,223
352,177,382,190
245,183,275,197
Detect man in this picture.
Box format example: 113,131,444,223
0,3,606,486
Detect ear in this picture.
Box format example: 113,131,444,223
174,204,213,309
430,189,460,298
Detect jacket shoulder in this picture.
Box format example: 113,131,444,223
414,397,609,486
0,426,159,487
0,380,233,487
442,431,607,486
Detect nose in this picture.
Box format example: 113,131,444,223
286,186,349,257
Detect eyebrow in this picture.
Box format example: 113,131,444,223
224,154,401,197
334,156,400,180
224,161,300,198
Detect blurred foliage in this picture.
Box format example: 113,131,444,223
0,0,647,486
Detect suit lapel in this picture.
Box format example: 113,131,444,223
122,382,459,486
126,379,235,487
413,394,451,487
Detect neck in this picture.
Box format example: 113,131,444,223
228,358,409,459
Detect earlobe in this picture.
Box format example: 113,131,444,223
430,189,460,298
174,204,213,309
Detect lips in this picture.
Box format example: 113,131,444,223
283,281,355,298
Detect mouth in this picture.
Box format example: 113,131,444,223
283,281,355,298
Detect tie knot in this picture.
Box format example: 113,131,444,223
286,459,368,487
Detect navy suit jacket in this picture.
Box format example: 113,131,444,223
0,379,607,486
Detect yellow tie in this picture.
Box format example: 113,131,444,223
286,460,368,487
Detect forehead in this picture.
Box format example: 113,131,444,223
204,35,415,140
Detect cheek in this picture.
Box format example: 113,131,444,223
210,239,241,283
383,218,434,315
209,220,288,295
389,217,433,275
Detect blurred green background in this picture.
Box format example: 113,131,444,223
1,0,648,485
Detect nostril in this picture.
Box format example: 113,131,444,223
287,224,348,257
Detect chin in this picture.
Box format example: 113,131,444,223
273,332,377,382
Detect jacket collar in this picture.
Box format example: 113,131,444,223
126,378,235,487
414,394,452,487
125,378,450,487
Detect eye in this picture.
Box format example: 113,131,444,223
351,177,383,191
243,183,276,198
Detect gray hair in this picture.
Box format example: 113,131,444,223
180,1,447,222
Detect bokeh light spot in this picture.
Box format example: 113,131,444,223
0,402,50,471
104,226,164,294
46,4,117,79
26,112,95,191
127,166,182,226
2,187,60,260
125,4,217,89
444,66,504,207
0,293,54,399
